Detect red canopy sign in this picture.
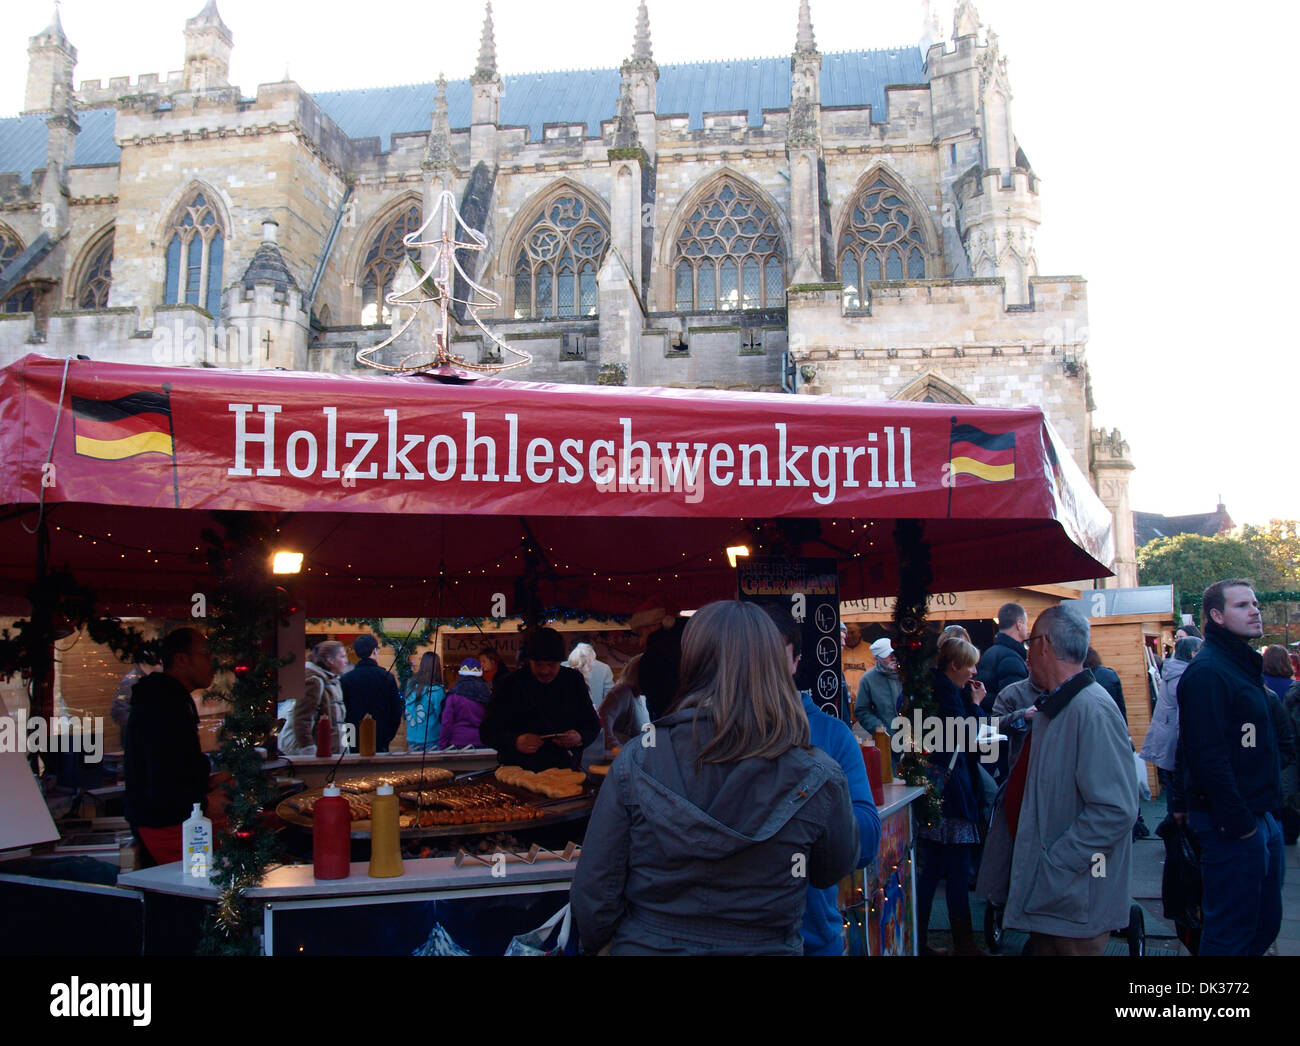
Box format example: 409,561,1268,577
0,354,1113,617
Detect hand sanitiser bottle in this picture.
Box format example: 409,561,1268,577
182,803,213,880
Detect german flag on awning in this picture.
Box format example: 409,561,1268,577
72,390,174,461
948,421,1015,483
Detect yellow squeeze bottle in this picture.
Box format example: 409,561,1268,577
358,714,376,757
367,784,404,878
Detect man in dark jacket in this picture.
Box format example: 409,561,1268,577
977,602,1029,701
124,628,217,865
480,627,600,771
1174,579,1285,955
342,634,402,752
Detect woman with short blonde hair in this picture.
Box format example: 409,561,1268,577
916,632,987,955
571,600,858,955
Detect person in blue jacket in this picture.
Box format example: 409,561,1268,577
767,611,881,955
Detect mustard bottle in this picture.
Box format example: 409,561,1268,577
367,783,404,878
358,713,376,757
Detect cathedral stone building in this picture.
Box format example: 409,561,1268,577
0,1,1136,585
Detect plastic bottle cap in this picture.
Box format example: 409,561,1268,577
323,785,340,797
377,783,394,795
192,803,202,817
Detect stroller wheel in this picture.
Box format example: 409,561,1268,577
1126,904,1146,957
983,903,1004,954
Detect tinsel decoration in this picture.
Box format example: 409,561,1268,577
891,519,942,826
196,512,292,956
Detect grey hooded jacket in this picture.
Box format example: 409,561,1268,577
1139,657,1187,772
570,708,858,955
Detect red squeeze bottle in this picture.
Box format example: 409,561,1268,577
860,744,885,806
315,716,332,758
313,784,350,880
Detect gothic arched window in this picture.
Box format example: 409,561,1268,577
361,203,421,326
163,193,224,313
673,180,784,310
0,228,20,272
78,232,114,309
1,286,35,314
512,195,608,319
837,175,927,308
0,229,32,313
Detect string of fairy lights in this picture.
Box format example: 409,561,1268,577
46,518,884,597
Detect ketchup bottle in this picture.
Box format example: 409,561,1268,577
315,715,332,758
312,785,350,880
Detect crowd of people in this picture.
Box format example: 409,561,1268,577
114,576,1298,957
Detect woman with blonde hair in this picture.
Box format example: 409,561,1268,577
915,634,988,955
282,641,348,755
571,600,858,955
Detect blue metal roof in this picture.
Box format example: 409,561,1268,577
0,49,924,179
313,46,925,150
0,108,119,184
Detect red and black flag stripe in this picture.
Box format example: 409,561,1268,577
72,390,174,461
948,421,1016,483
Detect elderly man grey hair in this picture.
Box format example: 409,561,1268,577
1032,604,1090,665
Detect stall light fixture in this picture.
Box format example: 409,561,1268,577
726,545,750,568
272,551,304,574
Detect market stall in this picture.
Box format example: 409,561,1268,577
0,352,1114,955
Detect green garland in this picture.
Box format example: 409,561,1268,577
891,519,942,826
197,513,293,956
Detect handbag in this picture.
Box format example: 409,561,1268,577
504,902,572,956
1133,750,1152,801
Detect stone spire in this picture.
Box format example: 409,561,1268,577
473,1,498,83
184,0,233,90
40,4,71,46
24,5,77,115
620,0,658,150
788,0,821,149
787,0,823,278
423,75,458,173
612,79,641,151
632,1,653,64
795,0,816,55
953,0,981,39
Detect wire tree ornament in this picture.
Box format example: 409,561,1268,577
356,189,533,375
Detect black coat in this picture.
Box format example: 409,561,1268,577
976,632,1028,700
1092,665,1128,723
341,657,403,752
123,671,211,828
1175,621,1282,837
479,665,600,771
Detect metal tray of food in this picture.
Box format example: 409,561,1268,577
275,769,596,839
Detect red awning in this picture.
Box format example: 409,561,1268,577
0,354,1113,618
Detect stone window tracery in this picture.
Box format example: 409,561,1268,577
360,203,422,326
512,195,608,319
837,175,927,308
78,232,114,309
0,229,34,313
673,180,784,310
163,193,224,313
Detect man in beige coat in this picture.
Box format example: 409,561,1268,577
976,604,1137,955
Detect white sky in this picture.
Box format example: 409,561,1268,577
3,0,1296,527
